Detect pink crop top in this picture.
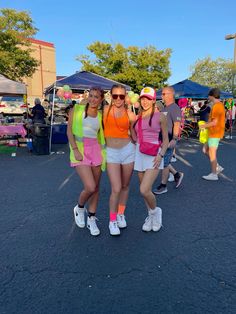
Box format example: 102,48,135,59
135,112,161,144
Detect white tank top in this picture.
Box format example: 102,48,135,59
82,113,100,138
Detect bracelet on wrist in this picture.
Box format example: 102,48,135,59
159,153,164,158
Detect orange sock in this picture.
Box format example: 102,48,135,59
118,204,126,215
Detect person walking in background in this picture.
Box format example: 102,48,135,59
132,87,168,232
200,88,225,181
67,87,106,236
225,98,235,139
153,86,184,195
199,100,211,122
103,84,136,236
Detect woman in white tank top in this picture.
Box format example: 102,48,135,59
67,87,105,237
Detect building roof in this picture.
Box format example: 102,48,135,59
28,38,54,48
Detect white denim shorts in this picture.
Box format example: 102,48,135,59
134,143,164,172
106,141,136,164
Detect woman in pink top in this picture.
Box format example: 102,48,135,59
132,87,169,233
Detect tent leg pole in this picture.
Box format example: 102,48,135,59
49,85,56,154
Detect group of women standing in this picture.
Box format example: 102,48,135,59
67,85,169,236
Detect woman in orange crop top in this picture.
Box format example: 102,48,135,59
103,84,136,236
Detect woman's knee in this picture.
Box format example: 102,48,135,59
140,185,149,197
111,185,122,195
84,183,96,194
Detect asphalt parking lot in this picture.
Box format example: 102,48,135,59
0,134,236,314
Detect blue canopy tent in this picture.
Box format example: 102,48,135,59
156,79,233,99
45,71,131,94
45,71,131,153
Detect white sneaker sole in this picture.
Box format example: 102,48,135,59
202,176,218,181
74,206,85,228
109,230,121,236
142,226,152,232
87,225,100,236
153,189,168,195
152,224,162,232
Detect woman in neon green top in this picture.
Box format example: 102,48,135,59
67,87,106,236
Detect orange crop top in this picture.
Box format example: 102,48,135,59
103,107,130,138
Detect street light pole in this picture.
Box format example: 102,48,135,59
225,33,236,139
225,33,236,87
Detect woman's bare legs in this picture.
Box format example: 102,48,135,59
107,162,134,213
76,165,102,212
118,162,134,207
138,169,159,209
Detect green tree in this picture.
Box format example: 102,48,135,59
190,56,236,95
0,8,39,81
77,42,172,91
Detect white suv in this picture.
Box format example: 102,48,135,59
0,95,27,115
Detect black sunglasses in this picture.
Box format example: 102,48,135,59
112,94,126,100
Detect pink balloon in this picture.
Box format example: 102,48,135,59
64,91,72,99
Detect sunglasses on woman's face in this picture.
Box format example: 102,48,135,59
112,94,126,100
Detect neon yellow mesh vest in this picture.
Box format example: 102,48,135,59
70,105,106,171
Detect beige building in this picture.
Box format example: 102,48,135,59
24,38,56,105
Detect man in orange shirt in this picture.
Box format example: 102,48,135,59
200,88,225,181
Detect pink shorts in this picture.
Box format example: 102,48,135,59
70,138,103,167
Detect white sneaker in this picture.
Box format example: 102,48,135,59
202,173,218,181
152,207,162,232
216,164,224,174
171,156,177,162
142,214,152,232
87,216,100,236
117,214,127,228
225,135,231,139
109,221,120,236
73,205,85,228
168,173,175,182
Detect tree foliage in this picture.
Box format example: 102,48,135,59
77,42,172,91
0,8,39,81
190,56,236,95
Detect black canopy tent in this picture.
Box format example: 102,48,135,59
45,71,131,153
156,79,233,99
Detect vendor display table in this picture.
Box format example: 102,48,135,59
0,124,27,137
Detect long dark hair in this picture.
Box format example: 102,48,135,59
84,86,104,118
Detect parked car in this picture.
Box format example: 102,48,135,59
0,95,27,115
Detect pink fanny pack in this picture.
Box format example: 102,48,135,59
138,117,160,156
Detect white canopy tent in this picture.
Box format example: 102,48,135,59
0,74,27,95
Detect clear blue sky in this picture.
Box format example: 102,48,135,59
1,0,236,85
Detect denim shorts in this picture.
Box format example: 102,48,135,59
163,147,174,168
106,141,135,164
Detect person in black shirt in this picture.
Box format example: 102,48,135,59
31,98,46,124
199,100,211,122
